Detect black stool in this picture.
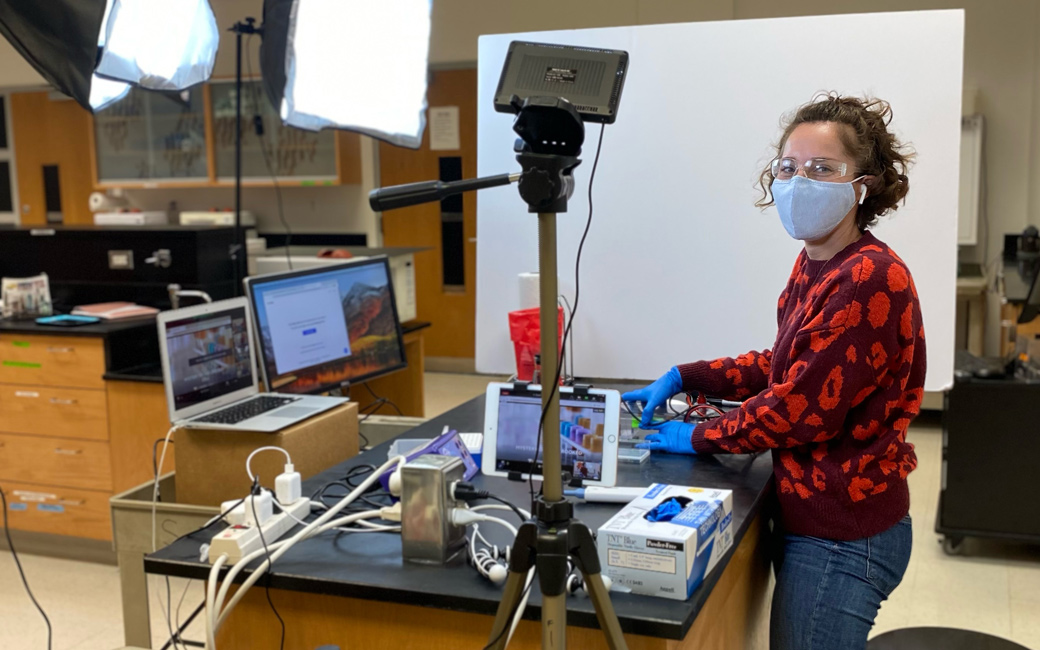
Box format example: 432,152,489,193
868,627,1032,650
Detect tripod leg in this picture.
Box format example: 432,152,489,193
582,572,628,650
568,522,629,650
541,593,568,650
485,568,530,650
486,521,538,649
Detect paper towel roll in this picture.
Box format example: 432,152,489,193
89,191,129,213
518,272,540,310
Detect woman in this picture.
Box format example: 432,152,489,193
623,94,924,650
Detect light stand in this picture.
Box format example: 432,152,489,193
369,98,627,650
229,17,261,295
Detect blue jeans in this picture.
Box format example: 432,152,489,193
770,515,913,650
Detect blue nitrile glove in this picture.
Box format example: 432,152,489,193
621,367,683,428
636,420,697,455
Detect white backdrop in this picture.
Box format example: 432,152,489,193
475,10,963,392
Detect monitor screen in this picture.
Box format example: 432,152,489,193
164,305,253,410
247,258,406,394
494,386,607,482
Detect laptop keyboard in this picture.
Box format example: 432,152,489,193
194,395,298,425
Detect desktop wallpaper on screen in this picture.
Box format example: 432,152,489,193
253,264,404,394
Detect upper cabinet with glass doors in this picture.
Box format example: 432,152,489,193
91,80,360,188
92,85,209,184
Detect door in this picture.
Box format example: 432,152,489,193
379,69,478,361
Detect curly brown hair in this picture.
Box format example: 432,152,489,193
756,93,915,231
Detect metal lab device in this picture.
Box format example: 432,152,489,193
400,455,467,564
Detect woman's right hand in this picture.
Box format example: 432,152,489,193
621,367,683,428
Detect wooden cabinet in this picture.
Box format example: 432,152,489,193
0,479,113,541
0,333,105,389
0,385,109,441
0,332,171,542
88,80,360,189
0,433,113,492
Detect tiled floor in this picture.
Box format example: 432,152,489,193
1,374,1038,649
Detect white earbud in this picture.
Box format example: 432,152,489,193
487,563,508,584
388,468,403,496
472,550,508,585
564,572,613,596
858,183,868,205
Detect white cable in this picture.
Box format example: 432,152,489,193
206,554,228,650
276,500,401,533
153,425,179,552
211,455,406,635
211,508,386,636
471,504,531,520
507,568,536,645
452,509,518,538
150,424,181,647
245,446,292,483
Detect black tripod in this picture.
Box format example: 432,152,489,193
370,97,627,650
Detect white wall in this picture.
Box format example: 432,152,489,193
429,0,1040,355
475,12,962,392
0,38,46,90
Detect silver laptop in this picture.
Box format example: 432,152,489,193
157,297,347,432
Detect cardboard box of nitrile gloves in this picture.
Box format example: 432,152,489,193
596,484,734,600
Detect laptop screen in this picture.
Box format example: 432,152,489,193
164,305,253,410
494,386,607,482
247,258,406,394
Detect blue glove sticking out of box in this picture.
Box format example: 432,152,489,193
645,497,686,522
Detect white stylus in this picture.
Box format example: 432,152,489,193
564,486,648,503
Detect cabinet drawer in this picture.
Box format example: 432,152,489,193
0,480,111,541
0,334,105,389
0,385,109,440
0,433,112,491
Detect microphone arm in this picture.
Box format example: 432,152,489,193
369,172,521,212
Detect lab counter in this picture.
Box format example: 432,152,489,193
144,395,776,648
0,315,156,338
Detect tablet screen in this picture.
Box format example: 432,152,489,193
494,386,607,481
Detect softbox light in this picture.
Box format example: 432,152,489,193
262,0,432,149
0,0,217,112
0,0,108,111
95,0,219,93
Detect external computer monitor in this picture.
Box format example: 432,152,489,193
244,257,406,394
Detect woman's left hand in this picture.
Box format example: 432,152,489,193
636,421,697,455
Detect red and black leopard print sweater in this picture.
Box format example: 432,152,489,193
679,232,925,541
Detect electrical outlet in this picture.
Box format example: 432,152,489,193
208,498,310,564
108,250,134,270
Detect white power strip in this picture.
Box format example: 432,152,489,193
208,498,311,564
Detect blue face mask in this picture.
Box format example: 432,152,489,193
772,175,866,241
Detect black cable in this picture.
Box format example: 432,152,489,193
172,579,193,650
622,399,691,426
163,497,249,550
342,464,378,488
452,482,527,523
246,34,292,271
361,383,404,415
528,123,606,510
482,574,535,650
163,577,181,650
483,495,527,524
249,482,286,650
0,485,52,650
